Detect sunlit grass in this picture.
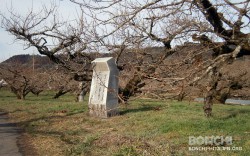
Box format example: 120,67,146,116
0,89,249,155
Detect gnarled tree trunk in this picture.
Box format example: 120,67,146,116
203,67,220,117
53,89,71,99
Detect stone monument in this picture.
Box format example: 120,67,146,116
88,57,119,118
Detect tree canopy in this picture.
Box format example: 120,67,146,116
1,0,249,116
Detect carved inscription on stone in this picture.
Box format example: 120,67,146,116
91,71,108,104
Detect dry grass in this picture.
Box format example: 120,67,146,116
0,89,250,155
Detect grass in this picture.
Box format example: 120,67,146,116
0,89,250,155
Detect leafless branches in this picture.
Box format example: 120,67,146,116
0,3,94,81
1,0,249,115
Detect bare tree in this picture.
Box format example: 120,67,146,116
69,0,250,117
0,64,46,100
46,67,89,99
1,0,249,116
0,2,100,102
0,4,95,82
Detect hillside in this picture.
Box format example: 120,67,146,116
1,47,250,100
1,54,54,69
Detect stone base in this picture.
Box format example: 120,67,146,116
88,104,119,118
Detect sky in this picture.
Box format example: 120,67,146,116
0,0,79,62
0,0,249,62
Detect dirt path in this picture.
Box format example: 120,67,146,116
0,112,22,156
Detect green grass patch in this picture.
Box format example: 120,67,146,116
0,89,249,155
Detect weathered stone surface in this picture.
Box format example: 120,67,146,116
88,57,119,118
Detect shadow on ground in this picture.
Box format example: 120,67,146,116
222,109,250,119
119,104,163,115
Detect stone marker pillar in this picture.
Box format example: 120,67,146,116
88,57,119,118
